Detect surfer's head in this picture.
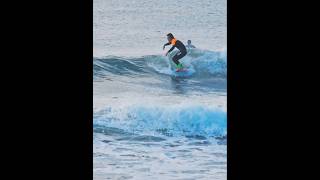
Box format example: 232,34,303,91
167,33,174,42
187,40,191,45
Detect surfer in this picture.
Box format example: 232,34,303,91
186,40,196,49
163,33,187,70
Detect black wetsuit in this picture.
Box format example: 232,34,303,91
164,40,187,65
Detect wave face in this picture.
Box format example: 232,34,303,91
94,105,226,139
93,49,227,80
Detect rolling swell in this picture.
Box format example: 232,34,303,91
93,49,226,79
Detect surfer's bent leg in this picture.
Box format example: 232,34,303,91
172,51,187,65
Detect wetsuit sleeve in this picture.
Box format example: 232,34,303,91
163,42,170,47
167,46,175,53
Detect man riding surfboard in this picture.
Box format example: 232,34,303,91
163,33,187,71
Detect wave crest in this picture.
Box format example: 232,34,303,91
93,49,226,79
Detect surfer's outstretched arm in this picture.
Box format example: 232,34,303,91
163,42,170,50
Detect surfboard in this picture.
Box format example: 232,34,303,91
175,68,188,72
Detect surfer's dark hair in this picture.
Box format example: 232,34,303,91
167,33,174,39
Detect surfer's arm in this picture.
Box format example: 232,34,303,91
165,46,175,56
167,46,175,53
163,42,170,50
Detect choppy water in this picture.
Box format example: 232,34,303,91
94,0,226,57
93,0,226,179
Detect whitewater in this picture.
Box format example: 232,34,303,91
94,0,226,179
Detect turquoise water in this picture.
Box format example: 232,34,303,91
93,0,227,179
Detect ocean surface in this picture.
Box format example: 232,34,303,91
93,0,227,179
